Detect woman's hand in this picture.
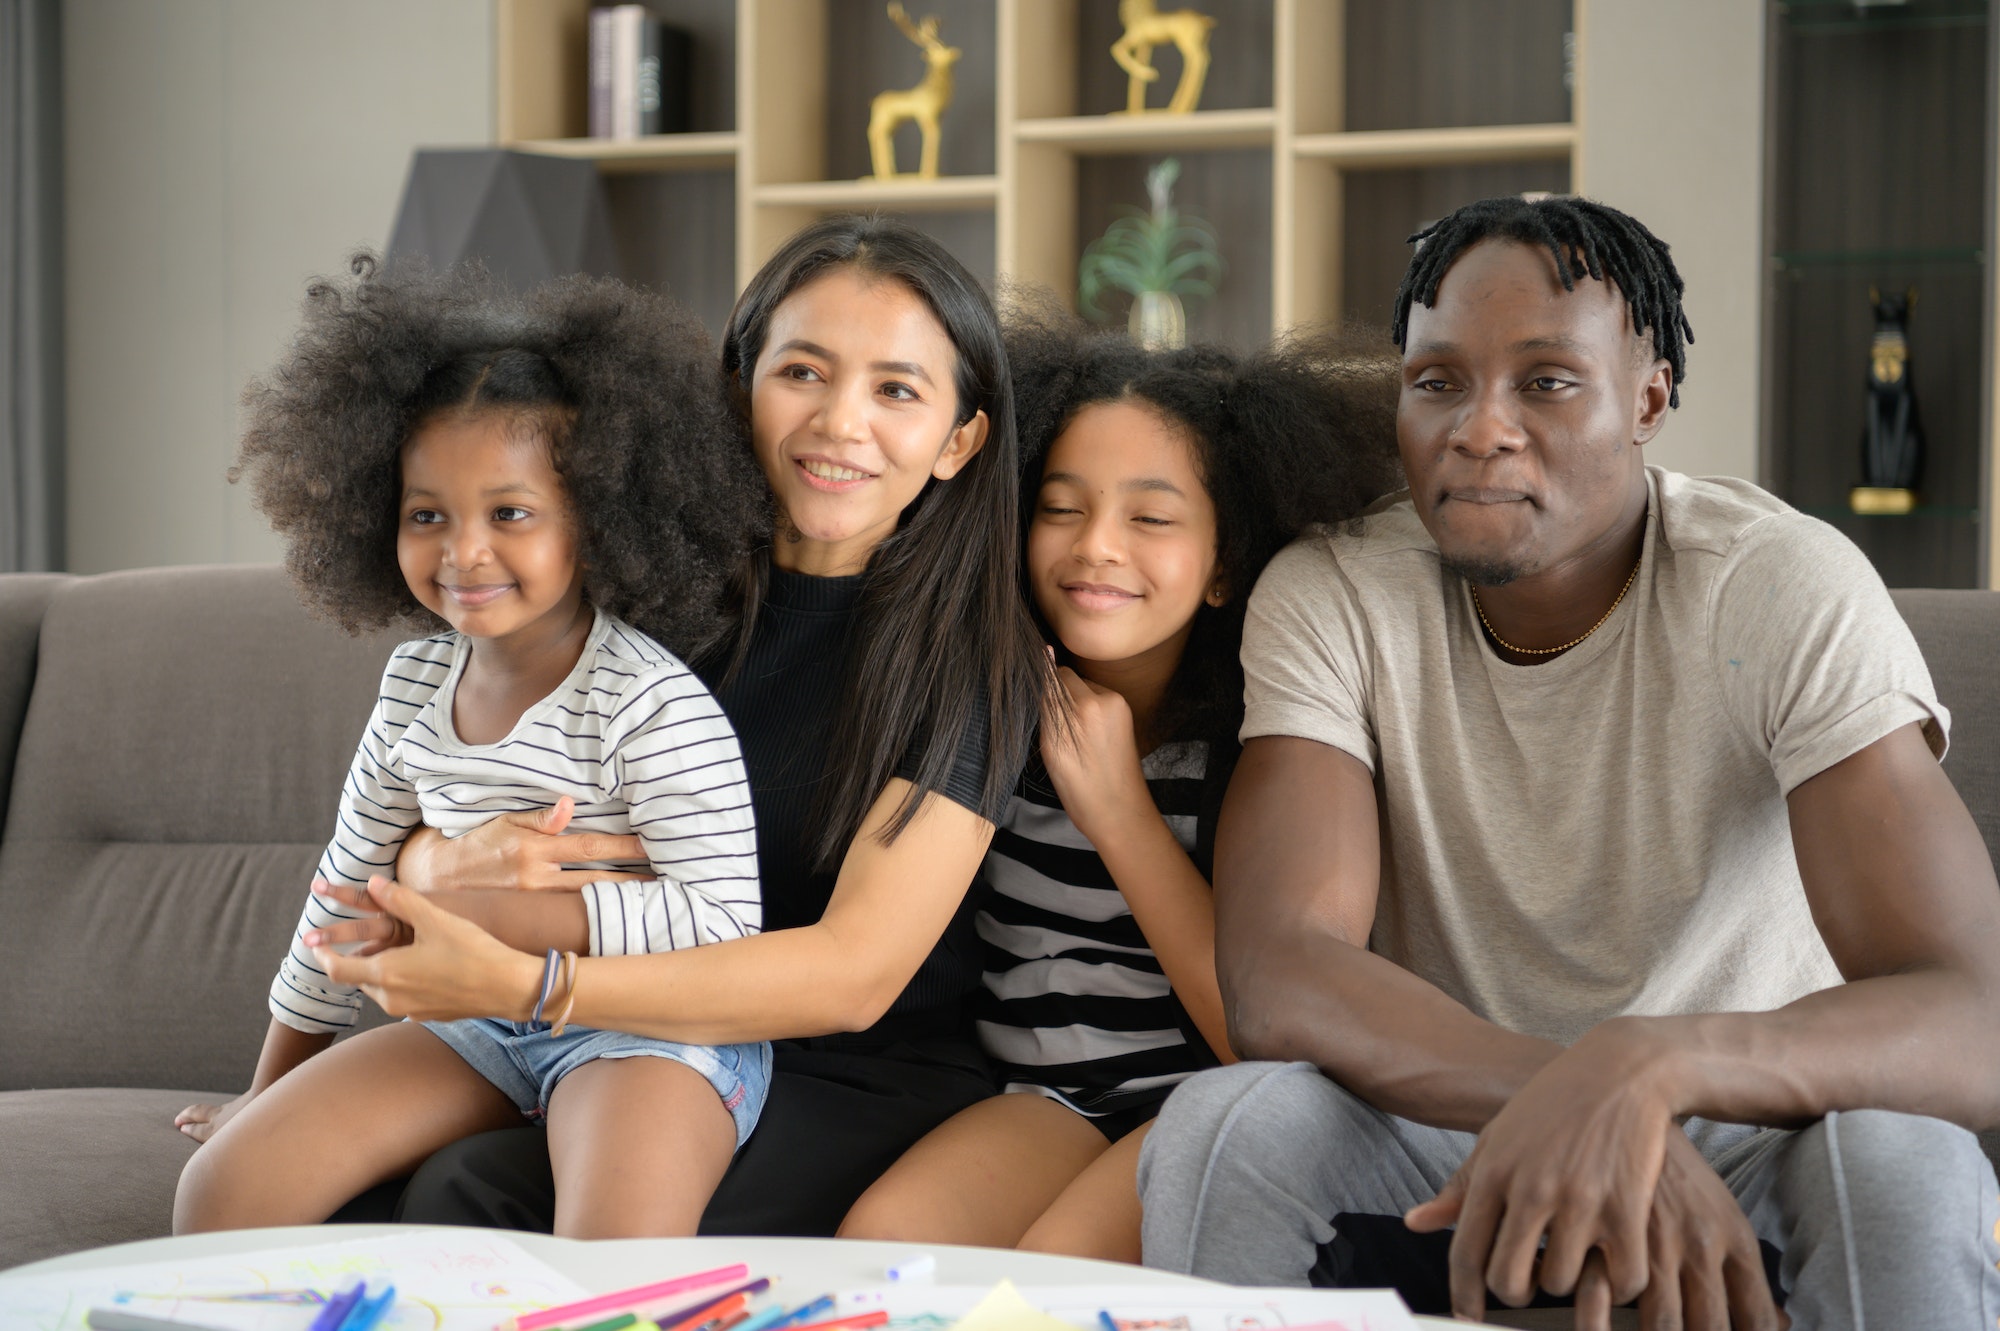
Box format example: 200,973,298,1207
1040,666,1151,843
174,1092,253,1144
395,796,649,891
314,876,545,1022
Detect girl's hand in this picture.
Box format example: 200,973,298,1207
1040,666,1152,842
302,877,411,954
174,1091,253,1144
314,876,545,1022
396,796,650,892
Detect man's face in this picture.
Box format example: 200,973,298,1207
1397,239,1671,586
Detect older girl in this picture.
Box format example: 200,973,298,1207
840,313,1400,1259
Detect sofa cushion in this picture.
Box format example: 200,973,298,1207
1891,589,2000,868
0,566,400,1091
0,574,70,839
0,1087,214,1270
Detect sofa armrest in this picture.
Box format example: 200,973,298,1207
0,574,71,837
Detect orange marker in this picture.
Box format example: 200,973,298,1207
790,1313,889,1331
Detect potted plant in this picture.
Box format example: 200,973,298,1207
1077,158,1224,349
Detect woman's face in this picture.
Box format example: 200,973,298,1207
1028,399,1221,682
747,266,989,577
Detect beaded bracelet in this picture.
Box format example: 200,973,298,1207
529,946,561,1025
549,951,581,1038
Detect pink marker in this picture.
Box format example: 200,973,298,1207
503,1263,751,1331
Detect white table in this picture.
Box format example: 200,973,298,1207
3,1225,1466,1328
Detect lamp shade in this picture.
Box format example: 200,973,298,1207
385,149,619,288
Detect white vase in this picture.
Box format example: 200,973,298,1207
1129,290,1186,350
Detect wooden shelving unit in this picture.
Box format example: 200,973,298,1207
495,0,1580,343
1761,0,1997,588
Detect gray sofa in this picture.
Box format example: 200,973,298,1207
0,566,1996,1273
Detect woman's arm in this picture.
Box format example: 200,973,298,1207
1040,668,1234,1061
318,778,995,1044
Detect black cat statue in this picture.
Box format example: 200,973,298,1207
1852,285,1922,515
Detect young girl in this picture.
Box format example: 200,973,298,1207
839,310,1400,1260
279,216,1052,1236
173,259,773,1238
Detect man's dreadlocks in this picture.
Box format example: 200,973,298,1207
1389,195,1695,408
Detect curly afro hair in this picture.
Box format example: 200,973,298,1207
1003,299,1403,749
233,254,769,654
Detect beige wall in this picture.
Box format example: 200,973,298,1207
64,1,1767,572
1579,0,1767,482
64,0,493,573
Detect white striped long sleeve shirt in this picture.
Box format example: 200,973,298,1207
269,611,759,1035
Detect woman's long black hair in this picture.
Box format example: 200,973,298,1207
715,216,1048,867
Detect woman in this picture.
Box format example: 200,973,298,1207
306,215,1049,1234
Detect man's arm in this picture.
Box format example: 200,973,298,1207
1632,720,2000,1129
1216,734,1560,1131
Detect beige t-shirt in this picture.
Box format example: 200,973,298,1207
1242,465,1947,1045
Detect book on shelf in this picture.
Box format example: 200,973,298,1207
590,4,693,140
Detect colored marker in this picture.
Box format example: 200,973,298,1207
85,1313,233,1331
1099,1314,1119,1331
508,1264,752,1331
885,1254,934,1284
577,1316,641,1331
655,1280,769,1331
772,1295,835,1328
339,1284,397,1331
790,1313,889,1331
304,1284,366,1331
732,1302,795,1331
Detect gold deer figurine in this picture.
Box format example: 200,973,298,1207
868,3,959,180
1111,0,1216,116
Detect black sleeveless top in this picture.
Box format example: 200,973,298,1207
695,566,999,1047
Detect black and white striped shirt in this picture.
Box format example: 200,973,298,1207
269,610,759,1035
974,740,1219,1118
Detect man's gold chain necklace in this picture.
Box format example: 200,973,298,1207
1470,557,1641,657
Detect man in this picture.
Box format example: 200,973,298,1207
1136,195,2000,1331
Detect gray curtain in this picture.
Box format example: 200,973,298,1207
0,0,63,572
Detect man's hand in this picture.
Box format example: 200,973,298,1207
1635,1131,1786,1331
1405,1019,1679,1321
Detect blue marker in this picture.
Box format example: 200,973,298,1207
308,1284,366,1331
1098,1314,1118,1331
734,1305,795,1331
339,1284,398,1331
774,1296,836,1328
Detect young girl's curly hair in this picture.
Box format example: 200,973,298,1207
233,254,769,653
1004,300,1404,750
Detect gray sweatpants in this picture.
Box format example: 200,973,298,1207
1137,1061,2000,1330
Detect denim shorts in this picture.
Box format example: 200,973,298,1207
424,1018,771,1149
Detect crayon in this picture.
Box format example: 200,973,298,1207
508,1264,751,1331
